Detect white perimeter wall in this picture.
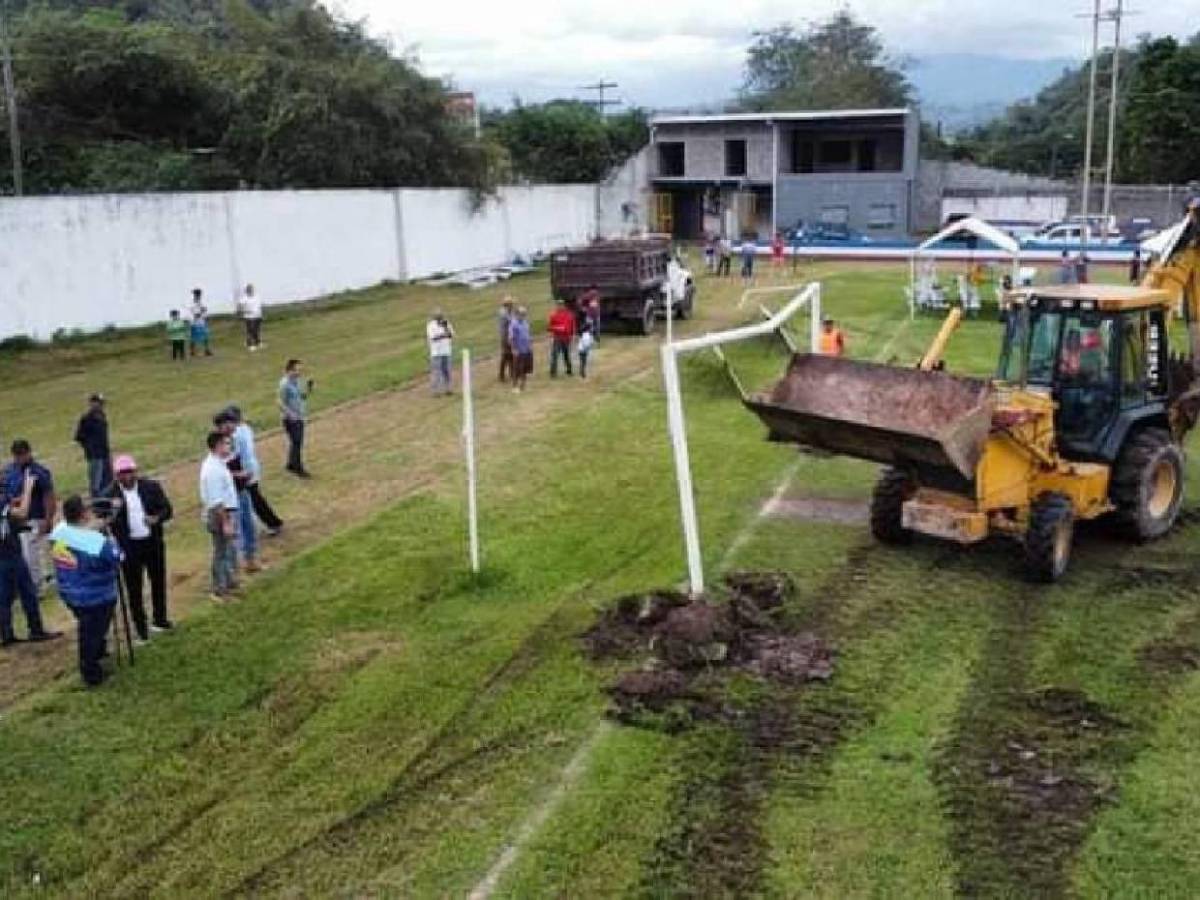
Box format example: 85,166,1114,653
0,184,601,340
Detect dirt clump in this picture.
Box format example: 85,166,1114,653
585,573,836,731
580,590,689,660
746,633,835,684
654,602,737,668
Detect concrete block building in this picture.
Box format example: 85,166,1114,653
647,108,920,241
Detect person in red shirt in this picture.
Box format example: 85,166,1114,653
548,299,576,377
771,232,785,271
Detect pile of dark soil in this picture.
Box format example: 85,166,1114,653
583,572,835,729
1139,639,1200,674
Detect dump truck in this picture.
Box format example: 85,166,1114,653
550,238,695,335
746,204,1200,581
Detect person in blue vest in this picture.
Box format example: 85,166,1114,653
50,495,123,687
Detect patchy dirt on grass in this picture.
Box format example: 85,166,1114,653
583,572,836,729
767,497,869,526
1138,639,1200,675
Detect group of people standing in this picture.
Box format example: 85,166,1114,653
0,354,310,687
704,233,791,283
425,293,600,398
166,284,266,360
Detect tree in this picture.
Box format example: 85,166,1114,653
1121,36,1200,184
740,11,912,111
0,1,501,194
488,102,648,184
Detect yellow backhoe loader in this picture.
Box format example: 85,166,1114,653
746,203,1200,581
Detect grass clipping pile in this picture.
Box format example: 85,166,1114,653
583,573,835,732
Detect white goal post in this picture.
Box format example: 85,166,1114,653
661,281,822,595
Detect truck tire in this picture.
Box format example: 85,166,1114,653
676,284,695,320
640,299,657,336
1110,427,1184,541
870,468,915,545
1025,492,1075,583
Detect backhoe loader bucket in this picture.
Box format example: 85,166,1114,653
745,354,995,480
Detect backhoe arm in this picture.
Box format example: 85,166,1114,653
1142,206,1200,365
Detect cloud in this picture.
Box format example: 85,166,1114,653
333,0,1196,107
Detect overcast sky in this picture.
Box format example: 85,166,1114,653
333,0,1197,109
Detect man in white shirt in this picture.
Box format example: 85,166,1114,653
105,455,174,639
199,431,239,601
239,283,264,351
426,310,455,396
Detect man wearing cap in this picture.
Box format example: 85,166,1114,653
105,455,174,639
50,496,121,686
74,393,112,497
4,439,56,594
0,470,61,647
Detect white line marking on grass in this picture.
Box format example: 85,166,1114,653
718,459,802,573
469,720,614,900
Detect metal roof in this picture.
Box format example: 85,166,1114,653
1019,284,1173,311
651,108,911,127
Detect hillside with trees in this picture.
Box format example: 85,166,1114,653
0,0,502,194
960,34,1200,184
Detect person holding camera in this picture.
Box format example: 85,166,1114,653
104,455,174,640
0,471,61,648
426,310,455,396
200,431,240,601
49,496,119,686
4,439,56,595
277,359,313,478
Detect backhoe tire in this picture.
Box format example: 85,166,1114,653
1110,427,1184,541
1025,492,1075,583
870,468,915,545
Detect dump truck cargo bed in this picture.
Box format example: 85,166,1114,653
745,354,995,480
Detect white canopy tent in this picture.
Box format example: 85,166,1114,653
909,216,1022,319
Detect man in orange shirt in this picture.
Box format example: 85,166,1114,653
548,299,576,377
819,318,845,356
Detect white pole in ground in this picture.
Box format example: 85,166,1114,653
462,349,480,573
661,345,704,594
1100,0,1124,242
662,282,820,596
1079,0,1101,254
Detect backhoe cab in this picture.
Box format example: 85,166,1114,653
746,207,1200,582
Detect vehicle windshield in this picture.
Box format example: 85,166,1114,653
998,310,1062,385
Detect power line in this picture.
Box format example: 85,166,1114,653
578,80,620,113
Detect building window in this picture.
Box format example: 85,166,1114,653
858,139,877,172
820,205,849,225
791,136,815,173
818,140,853,167
658,142,685,177
725,139,747,177
868,203,897,229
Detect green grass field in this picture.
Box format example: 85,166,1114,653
1,260,1198,898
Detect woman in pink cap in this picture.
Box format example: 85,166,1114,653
103,454,175,640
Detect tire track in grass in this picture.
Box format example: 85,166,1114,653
933,557,1200,898
635,541,966,897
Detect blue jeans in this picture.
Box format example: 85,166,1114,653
0,555,45,641
207,516,238,595
87,457,112,498
238,491,258,562
69,602,114,686
430,356,452,394
550,340,573,376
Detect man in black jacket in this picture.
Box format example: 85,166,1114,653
74,393,112,498
105,454,174,640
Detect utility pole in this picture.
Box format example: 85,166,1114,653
1078,0,1101,253
578,80,621,114
0,0,21,196
1100,0,1129,244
